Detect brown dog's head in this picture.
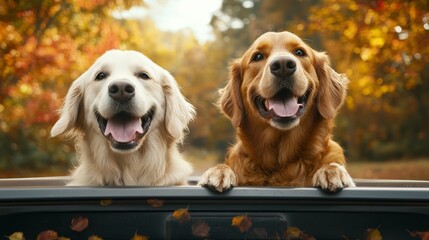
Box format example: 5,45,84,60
220,31,348,130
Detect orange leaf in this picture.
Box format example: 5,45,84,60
172,208,191,224
70,216,89,232
231,215,252,233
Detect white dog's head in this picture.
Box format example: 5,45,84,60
51,50,195,153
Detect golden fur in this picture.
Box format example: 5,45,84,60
51,50,195,186
199,31,355,192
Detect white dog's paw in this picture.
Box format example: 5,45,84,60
198,164,237,192
312,162,356,192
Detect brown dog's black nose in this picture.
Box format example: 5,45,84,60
270,57,296,78
108,81,135,103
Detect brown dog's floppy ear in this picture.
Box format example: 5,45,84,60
219,59,244,127
315,52,349,119
50,72,86,137
162,70,196,142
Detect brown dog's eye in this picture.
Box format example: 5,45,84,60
295,49,306,57
251,53,264,62
137,72,150,80
95,72,108,81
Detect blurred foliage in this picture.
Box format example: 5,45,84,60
213,0,429,161
0,0,428,176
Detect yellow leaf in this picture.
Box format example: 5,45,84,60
286,226,302,238
130,233,149,240
8,232,25,240
344,22,357,39
88,235,103,240
366,228,382,240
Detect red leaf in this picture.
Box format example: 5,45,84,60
408,230,429,240
192,220,210,238
70,216,89,232
36,230,58,240
146,199,164,208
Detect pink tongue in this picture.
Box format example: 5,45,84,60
267,96,302,117
104,117,143,143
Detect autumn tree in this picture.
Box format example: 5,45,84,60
0,0,141,172
309,0,429,160
211,0,429,161
0,0,233,174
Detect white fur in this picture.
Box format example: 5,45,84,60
51,50,195,186
312,162,356,192
198,164,237,192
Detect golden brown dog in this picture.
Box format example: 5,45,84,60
199,31,355,192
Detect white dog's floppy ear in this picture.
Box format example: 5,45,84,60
315,52,349,120
50,72,85,137
162,70,196,142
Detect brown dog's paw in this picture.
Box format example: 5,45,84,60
198,164,237,192
312,162,356,192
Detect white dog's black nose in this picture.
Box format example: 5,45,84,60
108,81,135,103
270,57,296,78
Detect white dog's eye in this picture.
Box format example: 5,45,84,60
95,72,108,81
295,48,306,57
137,72,150,80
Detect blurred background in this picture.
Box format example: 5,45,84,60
0,0,428,179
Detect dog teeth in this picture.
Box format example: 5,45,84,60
264,99,270,110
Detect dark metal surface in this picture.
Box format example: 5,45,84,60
0,177,428,239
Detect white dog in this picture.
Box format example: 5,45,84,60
51,50,195,186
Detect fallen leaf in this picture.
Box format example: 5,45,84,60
286,226,302,239
366,228,382,240
100,199,113,206
130,232,150,240
408,230,429,240
192,220,210,238
36,230,58,240
172,208,191,224
70,216,89,232
88,235,103,240
251,228,269,239
285,226,316,240
8,232,25,240
146,199,164,208
231,215,252,233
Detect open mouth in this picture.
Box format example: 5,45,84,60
254,88,307,124
96,107,155,150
